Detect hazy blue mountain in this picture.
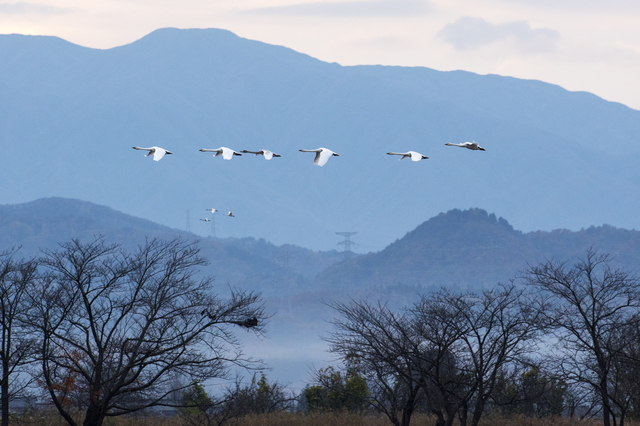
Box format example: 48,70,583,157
4,197,640,387
1,28,640,252
0,197,345,294
0,196,347,387
313,208,640,294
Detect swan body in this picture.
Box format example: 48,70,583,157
225,211,235,217
200,218,211,222
133,146,173,161
387,151,429,162
299,147,339,167
205,208,218,214
241,149,281,160
445,141,485,151
200,147,242,160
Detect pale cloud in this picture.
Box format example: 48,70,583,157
350,34,408,49
438,16,560,54
0,1,69,14
489,0,640,13
243,0,430,18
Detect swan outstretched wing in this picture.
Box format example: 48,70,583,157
219,147,234,160
316,148,336,167
153,148,167,161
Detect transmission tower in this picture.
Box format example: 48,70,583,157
336,232,358,255
209,214,217,238
186,209,191,233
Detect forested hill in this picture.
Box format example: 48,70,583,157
0,197,344,295
311,208,640,294
5,198,640,384
5,198,640,299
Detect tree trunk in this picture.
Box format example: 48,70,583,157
399,385,418,426
600,377,611,426
400,402,414,426
432,409,445,426
1,357,9,426
444,405,457,426
83,404,106,426
458,399,468,426
469,396,486,426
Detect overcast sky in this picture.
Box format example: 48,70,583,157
2,0,640,110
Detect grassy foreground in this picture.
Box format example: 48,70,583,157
15,411,640,426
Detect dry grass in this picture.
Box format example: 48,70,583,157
11,411,640,426
217,412,640,426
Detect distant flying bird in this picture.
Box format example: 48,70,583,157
299,148,339,167
387,151,429,162
205,208,218,214
132,146,173,161
199,147,242,160
200,218,211,222
445,141,485,151
225,212,235,217
241,149,281,160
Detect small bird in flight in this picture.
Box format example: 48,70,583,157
387,151,429,162
225,212,235,217
445,141,485,151
299,147,339,167
200,147,242,160
132,146,173,161
241,149,281,160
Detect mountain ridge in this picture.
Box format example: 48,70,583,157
1,28,639,250
5,197,640,385
311,208,640,293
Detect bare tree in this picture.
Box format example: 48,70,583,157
0,248,38,426
410,284,544,426
524,249,640,426
325,300,424,426
26,237,265,426
325,286,543,426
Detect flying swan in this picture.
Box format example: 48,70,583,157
205,208,218,213
240,149,281,160
132,146,173,161
199,147,242,160
225,212,235,217
299,148,339,167
445,141,485,151
387,151,429,162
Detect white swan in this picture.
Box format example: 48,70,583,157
205,208,218,213
241,149,281,160
445,141,485,151
199,147,242,160
225,212,235,217
299,148,339,167
200,218,211,222
133,146,173,161
387,151,429,162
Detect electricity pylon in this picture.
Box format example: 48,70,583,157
336,232,358,256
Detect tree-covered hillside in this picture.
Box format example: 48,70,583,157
312,208,640,294
0,197,344,295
